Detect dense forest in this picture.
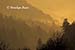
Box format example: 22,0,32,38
0,14,75,50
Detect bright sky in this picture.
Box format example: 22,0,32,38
26,0,75,25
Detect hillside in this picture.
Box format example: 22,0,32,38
0,0,59,50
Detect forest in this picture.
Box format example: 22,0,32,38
0,13,75,50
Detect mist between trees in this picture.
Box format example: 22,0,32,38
0,13,75,50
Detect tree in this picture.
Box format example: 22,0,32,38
37,32,67,50
37,38,43,50
63,18,70,32
62,18,75,50
0,41,9,50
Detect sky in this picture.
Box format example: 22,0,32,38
26,0,75,25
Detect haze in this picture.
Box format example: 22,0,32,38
26,0,75,24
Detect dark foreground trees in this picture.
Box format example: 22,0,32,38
0,41,9,50
63,19,75,50
0,13,75,50
36,33,67,50
37,18,75,50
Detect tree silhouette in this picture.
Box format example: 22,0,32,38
63,18,70,33
37,32,67,50
62,18,75,50
37,18,72,50
36,38,43,50
22,47,30,50
0,41,9,50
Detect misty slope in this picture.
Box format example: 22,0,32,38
0,0,59,50
0,0,56,32
0,15,56,50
